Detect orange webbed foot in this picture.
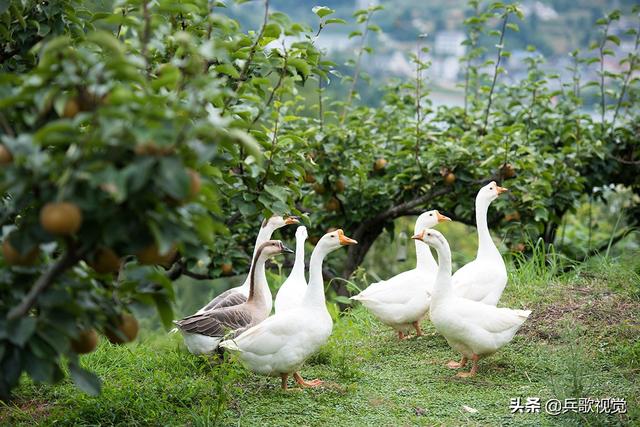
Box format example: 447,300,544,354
446,357,467,369
294,372,323,388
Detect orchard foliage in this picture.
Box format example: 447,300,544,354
1,0,639,397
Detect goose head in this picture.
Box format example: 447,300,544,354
295,225,308,240
262,215,300,232
411,228,447,252
256,240,294,260
415,209,451,233
477,181,508,204
315,229,357,254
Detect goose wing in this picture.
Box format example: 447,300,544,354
452,298,531,333
200,290,247,312
175,306,253,337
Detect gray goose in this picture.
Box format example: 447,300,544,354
174,240,293,354
195,215,299,314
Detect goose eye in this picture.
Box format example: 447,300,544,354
429,213,433,216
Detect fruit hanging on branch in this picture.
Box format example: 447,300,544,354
373,158,388,172
440,166,456,186
40,202,83,236
0,144,12,164
133,142,175,156
104,313,139,345
221,262,233,276
87,247,122,274
444,173,456,186
187,169,201,199
71,329,99,354
2,238,39,266
135,243,177,266
504,211,521,222
62,98,80,118
500,163,516,179
325,197,341,212
304,172,316,183
334,178,346,193
313,183,326,195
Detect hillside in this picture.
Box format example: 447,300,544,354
3,254,638,426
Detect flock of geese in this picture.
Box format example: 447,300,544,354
173,181,531,389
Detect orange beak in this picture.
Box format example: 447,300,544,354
436,211,451,223
284,216,300,225
411,230,425,241
496,186,508,195
337,229,358,246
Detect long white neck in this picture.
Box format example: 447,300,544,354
414,220,438,271
247,251,271,308
431,240,453,303
475,196,500,260
290,233,307,281
241,225,276,289
302,244,330,307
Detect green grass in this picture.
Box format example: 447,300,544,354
2,253,639,426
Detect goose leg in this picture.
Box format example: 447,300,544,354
398,331,405,340
447,356,467,369
280,373,289,390
412,321,423,337
456,354,479,378
294,372,323,387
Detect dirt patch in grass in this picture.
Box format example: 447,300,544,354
0,398,52,423
521,283,640,341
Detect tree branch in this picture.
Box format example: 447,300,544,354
222,0,270,113
368,186,453,225
611,22,640,130
482,12,509,133
0,112,15,137
340,10,374,123
8,249,82,320
183,270,214,280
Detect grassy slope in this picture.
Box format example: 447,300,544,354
2,254,639,426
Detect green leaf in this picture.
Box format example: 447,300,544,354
333,295,352,305
264,184,288,202
606,35,620,46
7,317,37,347
33,120,77,145
312,6,334,18
69,362,101,396
215,63,240,79
288,58,310,79
157,157,190,200
325,18,346,25
263,23,281,39
153,295,174,329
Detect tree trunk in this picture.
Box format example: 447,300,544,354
341,222,386,279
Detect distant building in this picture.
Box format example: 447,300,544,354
434,31,465,57
520,1,559,21
355,0,379,10
386,51,413,77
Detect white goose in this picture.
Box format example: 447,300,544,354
195,215,299,314
174,241,293,354
274,226,308,313
350,210,451,339
413,228,530,377
453,181,508,305
220,229,357,390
